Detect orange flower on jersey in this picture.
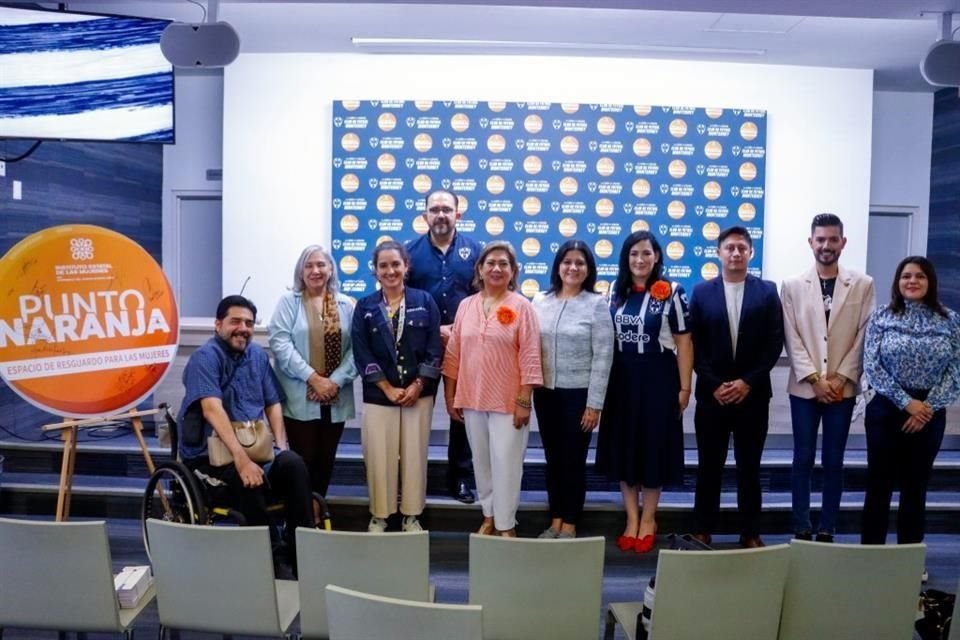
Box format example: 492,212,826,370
650,280,672,302
496,306,517,325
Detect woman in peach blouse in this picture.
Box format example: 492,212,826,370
443,241,543,537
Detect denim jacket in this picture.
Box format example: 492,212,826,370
351,287,443,406
267,290,357,423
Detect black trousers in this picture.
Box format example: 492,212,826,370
188,449,315,538
534,387,592,525
285,408,345,497
443,377,473,488
693,395,770,537
861,392,946,545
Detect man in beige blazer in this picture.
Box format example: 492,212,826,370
781,213,875,542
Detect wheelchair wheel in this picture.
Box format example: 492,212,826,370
313,492,333,530
142,461,208,561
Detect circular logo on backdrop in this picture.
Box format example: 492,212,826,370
377,113,397,132
450,154,469,173
560,136,580,155
666,241,685,260
521,238,541,257
633,138,652,157
705,108,724,119
457,195,469,214
450,113,470,132
667,201,686,219
597,117,616,135
596,157,615,177
340,174,360,193
739,162,758,181
485,216,505,235
524,115,543,134
0,225,179,417
414,133,433,152
341,133,360,152
701,262,719,280
738,202,757,222
486,175,506,195
704,140,723,160
702,222,721,241
341,100,361,111
633,105,652,116
414,100,433,111
340,255,359,275
376,235,393,246
740,121,758,141
376,194,395,214
487,101,507,112
594,239,614,259
594,281,611,296
413,174,432,193
561,103,580,114
523,155,542,175
523,196,542,216
487,134,506,153
412,216,429,234
631,219,650,233
668,159,687,179
632,179,651,198
521,279,541,298
559,177,578,196
559,218,578,237
595,198,615,217
703,181,722,200
669,119,687,138
340,215,360,233
377,153,396,173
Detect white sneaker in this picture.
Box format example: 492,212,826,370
368,516,388,533
401,516,423,532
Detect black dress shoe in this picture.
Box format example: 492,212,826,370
739,535,765,549
451,480,475,504
814,532,834,543
795,530,813,541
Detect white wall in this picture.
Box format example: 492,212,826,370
870,90,934,255
221,53,874,316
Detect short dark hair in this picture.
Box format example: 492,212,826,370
717,226,752,248
613,231,663,304
216,295,257,321
547,240,598,295
811,213,844,235
889,256,947,317
425,189,459,210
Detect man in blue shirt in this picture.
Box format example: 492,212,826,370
179,295,314,571
407,189,480,503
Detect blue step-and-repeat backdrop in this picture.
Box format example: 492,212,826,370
331,100,766,298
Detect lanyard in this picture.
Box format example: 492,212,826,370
383,292,405,347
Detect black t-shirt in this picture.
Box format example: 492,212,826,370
820,277,837,324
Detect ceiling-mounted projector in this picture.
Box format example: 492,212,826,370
160,21,240,68
921,39,960,86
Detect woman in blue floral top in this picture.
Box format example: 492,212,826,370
862,256,960,544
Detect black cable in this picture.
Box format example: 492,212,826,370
0,140,43,163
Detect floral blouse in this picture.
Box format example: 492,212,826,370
863,301,960,410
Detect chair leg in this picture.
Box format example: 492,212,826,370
124,629,135,640
57,633,68,640
603,608,616,640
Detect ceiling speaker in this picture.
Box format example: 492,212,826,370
160,22,240,68
921,39,960,86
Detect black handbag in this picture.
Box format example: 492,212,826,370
916,589,955,640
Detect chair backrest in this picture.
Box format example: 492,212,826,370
146,520,288,636
949,576,960,640
650,544,790,640
0,517,122,632
326,584,483,640
468,534,604,640
296,528,431,638
778,540,926,640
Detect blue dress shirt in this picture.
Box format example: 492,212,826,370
406,231,480,325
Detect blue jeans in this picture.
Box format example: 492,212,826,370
790,395,855,535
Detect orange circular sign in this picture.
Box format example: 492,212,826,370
0,225,179,417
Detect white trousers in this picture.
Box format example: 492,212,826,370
463,409,529,530
361,397,432,518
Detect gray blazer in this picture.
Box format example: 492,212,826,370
533,290,614,409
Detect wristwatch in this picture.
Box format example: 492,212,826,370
805,372,821,384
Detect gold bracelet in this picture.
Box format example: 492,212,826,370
515,397,532,409
805,373,821,384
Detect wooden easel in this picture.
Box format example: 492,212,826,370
42,408,162,521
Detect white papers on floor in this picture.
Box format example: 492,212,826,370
113,565,153,608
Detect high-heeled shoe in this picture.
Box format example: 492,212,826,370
634,524,658,554
616,535,638,552
477,520,495,535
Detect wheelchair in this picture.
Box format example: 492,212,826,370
141,403,332,561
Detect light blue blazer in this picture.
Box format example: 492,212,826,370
268,290,357,423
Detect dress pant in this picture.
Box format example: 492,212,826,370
693,395,770,537
284,407,344,497
361,397,433,518
533,387,592,525
861,392,946,545
464,409,529,531
789,395,855,535
443,378,474,489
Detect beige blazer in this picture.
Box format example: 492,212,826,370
781,265,875,399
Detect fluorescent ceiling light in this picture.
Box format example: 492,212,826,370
351,37,766,56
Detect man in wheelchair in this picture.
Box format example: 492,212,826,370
179,295,315,574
